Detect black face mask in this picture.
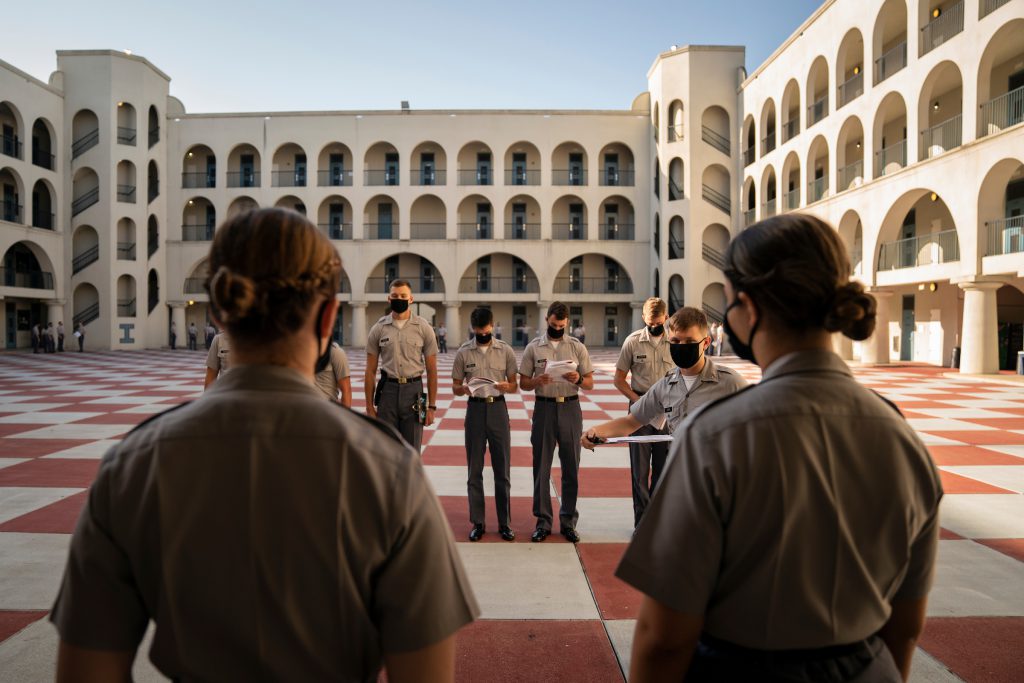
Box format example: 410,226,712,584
475,332,493,345
647,323,665,337
669,340,704,369
723,297,759,365
313,301,332,374
389,298,410,314
547,325,565,339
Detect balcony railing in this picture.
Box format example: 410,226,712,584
806,95,828,128
365,169,399,186
979,86,1024,138
71,129,99,159
226,171,260,188
668,125,684,142
148,227,158,257
319,222,352,240
504,223,540,240
782,118,799,143
808,176,828,203
459,277,539,294
72,302,99,327
116,242,136,260
184,278,206,294
552,169,588,186
921,1,964,56
668,178,684,201
317,169,353,187
702,184,730,214
784,188,800,210
874,139,907,177
743,147,755,166
1,134,22,159
874,41,907,84
2,202,21,224
71,188,99,216
148,181,159,203
878,229,960,270
838,159,864,191
149,127,160,148
702,244,727,270
458,223,494,240
980,0,1011,19
117,298,136,317
72,245,99,274
411,170,446,186
920,114,963,160
1,267,54,290
599,223,635,240
117,127,136,145
365,277,443,294
743,208,756,227
600,169,634,186
182,172,216,189
669,238,684,259
182,224,215,241
701,126,730,154
117,184,136,203
457,169,493,186
410,223,446,240
986,216,1024,256
504,169,541,186
702,303,724,324
761,199,777,218
761,133,776,156
32,210,55,230
552,223,587,240
838,71,864,108
364,223,398,240
272,170,307,187
32,148,55,170
554,277,633,295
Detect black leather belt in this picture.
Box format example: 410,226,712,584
536,395,579,403
468,396,505,403
383,376,421,384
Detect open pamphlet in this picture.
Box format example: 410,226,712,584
594,434,674,445
544,360,578,383
466,377,501,398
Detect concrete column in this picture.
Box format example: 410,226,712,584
350,301,368,347
833,332,855,361
958,280,1002,374
861,291,892,365
171,303,186,349
537,301,550,336
631,301,644,331
444,301,461,344
46,300,65,327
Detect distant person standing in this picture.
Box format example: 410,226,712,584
574,322,586,345
715,321,725,355
76,322,85,352
437,324,448,354
170,321,177,350
314,341,352,406
45,323,55,353
57,321,65,352
494,322,503,341
205,323,216,349
189,322,199,351
31,323,40,353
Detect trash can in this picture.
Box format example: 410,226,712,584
1017,351,1024,375
950,346,961,369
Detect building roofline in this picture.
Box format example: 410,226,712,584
173,108,647,120
741,0,837,87
647,44,745,79
56,50,172,82
0,58,63,96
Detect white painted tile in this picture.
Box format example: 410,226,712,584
927,540,1024,617
575,497,636,543
909,648,962,683
604,620,635,680
907,418,995,432
940,494,1024,539
424,465,540,498
941,466,1024,494
981,445,1024,460
11,424,130,440
0,412,103,425
0,458,29,470
0,532,73,609
40,440,121,460
0,488,84,525
0,403,72,412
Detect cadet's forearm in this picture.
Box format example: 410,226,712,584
594,415,644,439
879,598,927,681
613,371,639,401
519,374,536,391
580,373,595,391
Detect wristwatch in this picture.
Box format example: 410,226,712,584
428,405,437,410
575,375,583,386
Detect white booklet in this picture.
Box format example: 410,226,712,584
466,376,501,398
596,435,674,445
544,360,578,383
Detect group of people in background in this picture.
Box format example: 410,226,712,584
30,321,85,353
169,321,218,352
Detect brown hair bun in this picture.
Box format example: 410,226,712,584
210,266,261,324
825,281,876,340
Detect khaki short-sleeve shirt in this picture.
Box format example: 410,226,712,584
313,343,350,400
615,327,675,393
630,358,747,432
366,314,438,378
206,333,230,374
617,350,942,650
518,335,593,398
50,365,478,680
452,339,518,383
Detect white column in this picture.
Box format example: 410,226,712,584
444,301,461,343
958,280,1001,374
537,301,549,338
631,301,644,331
861,291,892,365
46,300,65,327
350,302,368,348
171,303,186,349
833,332,854,361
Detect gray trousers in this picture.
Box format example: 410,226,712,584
628,423,671,527
377,381,424,451
465,400,512,527
530,400,582,531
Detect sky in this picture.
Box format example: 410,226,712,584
5,0,823,114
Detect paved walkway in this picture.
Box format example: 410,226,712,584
0,349,1022,681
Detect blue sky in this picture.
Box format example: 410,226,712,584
7,0,823,113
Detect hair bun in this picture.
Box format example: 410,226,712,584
824,281,876,340
210,266,260,323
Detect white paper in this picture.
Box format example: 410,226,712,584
598,435,674,445
466,377,501,398
544,360,577,383
648,414,668,431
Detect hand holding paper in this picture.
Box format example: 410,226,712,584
544,360,578,383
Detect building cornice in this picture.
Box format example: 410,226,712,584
56,50,172,83
0,58,63,96
647,44,745,79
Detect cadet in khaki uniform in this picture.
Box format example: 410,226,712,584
617,215,942,682
203,332,231,389
313,341,352,406
365,279,439,451
452,307,519,542
51,208,478,681
612,297,675,527
519,301,594,543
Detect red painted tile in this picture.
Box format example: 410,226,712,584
0,439,93,459
0,491,87,533
578,543,642,620
0,424,39,438
552,467,632,498
970,418,1024,431
71,413,149,425
927,445,1024,466
918,617,1024,683
939,527,965,540
976,539,1024,564
454,620,622,683
0,611,48,643
0,459,99,488
937,470,1014,494
935,430,1024,446
437,496,567,543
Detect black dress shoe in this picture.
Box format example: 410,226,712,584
499,526,516,542
469,524,485,542
561,528,580,543
531,528,550,543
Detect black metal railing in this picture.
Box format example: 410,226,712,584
600,169,635,186
457,169,493,186
410,223,446,240
117,184,136,203
921,0,964,55
148,180,159,203
979,86,1024,138
117,127,136,145
782,118,799,143
702,303,724,324
552,169,588,186
669,178,684,201
32,210,55,230
182,172,216,188
600,223,635,240
410,169,446,186
553,277,633,294
669,238,684,259
226,171,261,187
364,223,398,240
117,298,136,317
272,170,307,187
184,278,206,294
365,277,443,294
504,223,540,240
807,95,828,127
72,245,99,273
2,202,21,224
148,227,159,258
182,224,215,241
702,184,730,214
71,187,99,216
838,72,864,108
552,223,587,240
364,169,399,186
920,114,963,160
1,267,54,289
1,134,21,159
504,169,541,186
317,169,353,186
319,222,353,240
71,129,99,159
117,242,136,260
458,223,493,240
743,147,755,166
668,125,684,142
877,229,960,270
986,216,1024,256
149,127,160,148
702,244,727,269
701,125,730,154
32,148,55,170
73,302,100,326
761,133,776,156
874,41,907,84
980,0,1010,18
459,277,540,294
743,208,756,227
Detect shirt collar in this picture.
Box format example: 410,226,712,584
761,349,853,382
207,364,321,397
383,314,418,326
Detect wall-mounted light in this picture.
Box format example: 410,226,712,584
186,151,194,158
853,65,860,75
187,300,194,306
856,141,862,149
187,199,194,206
117,102,124,107
930,192,938,201
932,101,940,111
932,7,941,18
929,282,938,292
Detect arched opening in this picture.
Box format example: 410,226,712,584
552,141,588,186
73,282,100,327
668,158,684,200
552,195,587,240
459,253,539,295
838,210,865,277
0,102,24,161
1,167,24,224
743,115,756,166
116,101,137,146
919,0,965,56
997,285,1024,370
2,241,54,289
873,0,908,84
504,141,541,186
147,105,160,148
836,29,865,108
409,194,447,239
71,109,99,159
781,79,801,143
782,151,802,210
410,141,447,186
876,190,960,271
117,274,137,318
31,117,55,170
457,141,493,186
669,275,684,314
700,106,730,154
669,217,684,260
182,144,216,188
873,92,908,177
116,160,137,203
272,142,308,187
147,159,159,203
274,194,305,214
701,283,727,323
806,56,830,128
837,116,865,191
71,225,99,274
599,142,635,186
503,195,541,240
227,196,258,219
654,155,660,199
977,19,1024,138
317,195,353,240
227,143,261,187
760,165,778,218
456,194,491,240
654,268,661,299
183,197,216,241
702,224,730,271
978,159,1024,258
366,254,446,299
147,269,159,313
184,259,210,297
807,135,830,203
743,176,756,227
668,100,685,142
71,167,99,217
116,218,136,260
553,254,634,296
702,164,731,215
761,100,777,156
652,102,660,142
31,179,55,229
147,215,159,259
654,213,661,256
364,141,399,186
919,61,964,160
317,142,353,187
599,196,635,241
364,194,399,239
